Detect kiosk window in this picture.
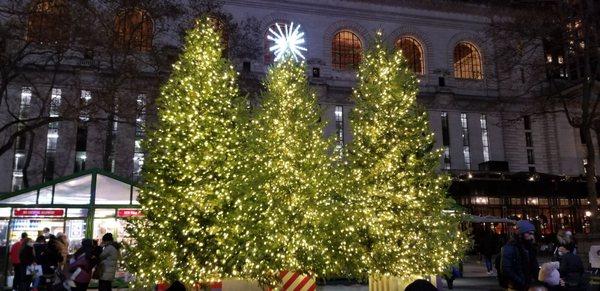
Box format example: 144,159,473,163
0,208,11,217
0,190,37,204
53,175,91,204
38,186,53,204
95,175,131,205
67,208,88,217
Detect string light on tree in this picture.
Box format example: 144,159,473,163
347,30,468,279
267,22,307,62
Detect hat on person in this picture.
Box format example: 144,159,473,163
516,220,535,235
102,233,114,242
405,279,437,291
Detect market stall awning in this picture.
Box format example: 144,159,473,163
467,215,517,224
0,169,140,207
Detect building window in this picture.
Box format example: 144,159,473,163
395,36,424,74
75,90,91,172
133,94,146,181
115,9,153,52
11,87,33,191
441,112,451,170
334,105,344,153
332,30,362,70
27,0,69,44
453,42,483,80
44,88,61,181
510,198,523,205
527,197,539,205
480,114,490,162
461,113,471,169
264,21,289,64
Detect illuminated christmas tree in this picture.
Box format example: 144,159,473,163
227,57,365,286
125,18,248,287
348,32,468,279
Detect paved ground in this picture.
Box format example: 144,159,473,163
440,256,598,291
438,257,504,290
81,256,599,290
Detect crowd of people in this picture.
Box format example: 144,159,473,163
483,220,590,291
9,230,121,291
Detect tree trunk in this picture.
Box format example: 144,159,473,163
103,115,114,171
21,131,35,188
583,126,600,234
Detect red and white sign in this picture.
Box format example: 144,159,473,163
117,209,143,218
13,208,64,217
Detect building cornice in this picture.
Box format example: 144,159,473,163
342,0,492,15
222,0,491,30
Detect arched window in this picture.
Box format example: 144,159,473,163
332,30,362,70
395,36,424,74
27,0,70,44
453,42,483,80
264,21,289,64
115,9,153,52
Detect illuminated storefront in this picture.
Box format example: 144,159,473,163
450,171,597,235
0,169,140,284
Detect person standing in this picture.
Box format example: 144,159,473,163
32,236,47,291
69,239,99,291
500,220,540,290
9,233,28,291
39,235,64,290
55,233,69,271
98,233,120,291
481,231,499,275
42,228,50,240
557,244,587,290
19,238,35,291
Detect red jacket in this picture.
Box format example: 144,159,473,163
9,239,24,265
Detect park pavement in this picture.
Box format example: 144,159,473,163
438,256,504,290
442,256,598,291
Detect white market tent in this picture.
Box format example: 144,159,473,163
0,169,140,207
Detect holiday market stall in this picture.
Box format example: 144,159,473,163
0,168,140,287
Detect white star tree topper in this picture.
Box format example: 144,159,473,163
267,22,307,62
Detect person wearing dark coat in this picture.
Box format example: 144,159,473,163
500,220,540,290
31,235,47,290
481,231,499,274
558,243,586,290
39,235,64,290
18,238,35,291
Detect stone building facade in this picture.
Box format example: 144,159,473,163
0,0,594,230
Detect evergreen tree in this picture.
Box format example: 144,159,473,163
228,57,365,286
348,32,468,279
125,18,247,286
